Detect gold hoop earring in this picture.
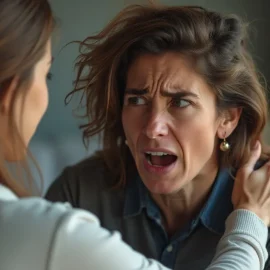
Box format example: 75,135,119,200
220,137,230,152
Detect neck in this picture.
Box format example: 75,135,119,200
151,166,218,237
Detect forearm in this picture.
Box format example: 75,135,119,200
206,209,268,270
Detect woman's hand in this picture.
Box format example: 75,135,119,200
232,141,270,226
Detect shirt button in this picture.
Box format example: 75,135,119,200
166,245,173,252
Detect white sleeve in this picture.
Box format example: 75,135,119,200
47,210,170,270
47,209,268,270
206,209,268,270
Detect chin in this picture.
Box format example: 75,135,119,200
140,174,183,195
137,159,186,194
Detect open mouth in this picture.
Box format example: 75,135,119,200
144,151,177,167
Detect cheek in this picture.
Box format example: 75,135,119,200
172,108,217,149
185,122,216,152
176,117,216,139
122,107,146,159
40,82,49,112
22,80,48,143
31,80,49,117
173,114,218,173
172,105,218,143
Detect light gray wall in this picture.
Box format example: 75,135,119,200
34,0,128,141
34,0,270,142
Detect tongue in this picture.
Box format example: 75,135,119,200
150,155,177,166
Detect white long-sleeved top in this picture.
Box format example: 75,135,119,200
0,184,268,270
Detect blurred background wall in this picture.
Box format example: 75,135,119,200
31,0,270,193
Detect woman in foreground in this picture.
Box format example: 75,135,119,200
0,1,269,270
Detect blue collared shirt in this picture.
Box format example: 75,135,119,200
124,168,234,269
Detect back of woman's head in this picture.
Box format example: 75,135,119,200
0,0,54,196
0,0,54,92
71,4,269,186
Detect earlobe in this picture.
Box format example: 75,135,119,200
217,107,242,139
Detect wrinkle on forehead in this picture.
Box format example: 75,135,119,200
126,52,204,98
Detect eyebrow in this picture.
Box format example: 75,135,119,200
125,88,199,99
125,88,148,95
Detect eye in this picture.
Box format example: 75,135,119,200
171,98,191,108
46,72,53,81
125,96,147,106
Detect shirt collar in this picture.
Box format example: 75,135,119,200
201,159,269,234
200,168,234,234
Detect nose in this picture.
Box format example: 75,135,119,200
143,110,169,139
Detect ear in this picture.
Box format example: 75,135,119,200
217,107,242,139
0,77,19,115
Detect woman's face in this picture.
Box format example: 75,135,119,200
1,40,52,161
122,52,237,195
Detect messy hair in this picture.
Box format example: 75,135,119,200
69,4,269,186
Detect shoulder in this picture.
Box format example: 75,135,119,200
0,197,99,269
46,151,111,200
0,199,163,270
66,150,109,176
59,151,111,186
45,151,126,212
0,196,98,230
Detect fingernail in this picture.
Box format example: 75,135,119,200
252,140,259,150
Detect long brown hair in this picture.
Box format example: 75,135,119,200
0,0,54,196
68,4,269,187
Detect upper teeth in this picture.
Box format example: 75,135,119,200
146,151,169,156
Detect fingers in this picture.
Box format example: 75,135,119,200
262,164,270,197
244,141,261,171
237,141,261,179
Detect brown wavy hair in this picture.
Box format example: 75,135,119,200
68,4,269,187
0,0,54,196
